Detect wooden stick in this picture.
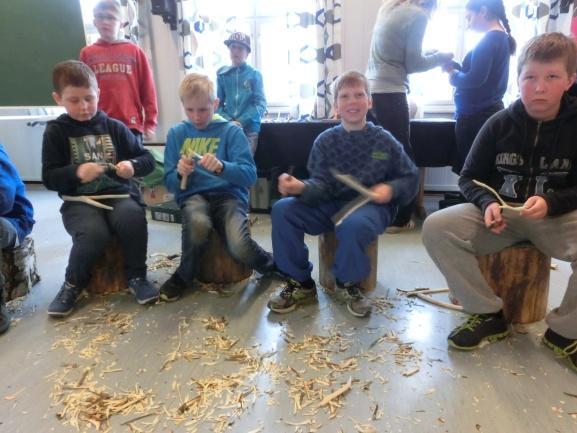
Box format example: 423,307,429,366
472,179,524,211
318,377,352,407
415,293,463,311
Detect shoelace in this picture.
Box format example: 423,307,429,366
280,280,299,299
563,340,577,356
57,284,79,303
456,314,484,332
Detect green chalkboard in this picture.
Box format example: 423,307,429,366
0,0,86,106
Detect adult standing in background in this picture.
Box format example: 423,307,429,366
366,0,453,233
445,0,516,177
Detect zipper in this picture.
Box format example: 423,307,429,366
524,121,541,200
234,68,239,119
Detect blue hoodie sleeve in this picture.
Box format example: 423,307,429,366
300,135,332,205
236,70,266,127
218,126,257,188
383,134,419,206
164,126,182,194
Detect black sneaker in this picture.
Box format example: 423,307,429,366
267,278,317,313
0,301,10,335
448,311,510,350
543,328,577,372
159,272,187,302
128,278,159,305
328,282,372,317
48,282,85,318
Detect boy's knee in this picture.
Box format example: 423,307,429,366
271,197,294,222
77,225,111,248
337,217,374,242
422,212,448,246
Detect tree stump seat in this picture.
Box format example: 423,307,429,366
477,242,550,324
319,231,378,292
87,237,126,295
197,230,252,284
1,236,40,301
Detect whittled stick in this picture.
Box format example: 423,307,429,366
180,152,204,190
472,179,525,211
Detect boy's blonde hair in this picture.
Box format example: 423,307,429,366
332,71,370,104
52,60,98,95
179,73,216,102
93,0,123,21
517,32,577,76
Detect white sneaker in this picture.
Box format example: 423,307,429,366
385,220,415,234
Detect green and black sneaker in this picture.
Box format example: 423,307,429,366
543,328,577,373
448,310,510,350
267,278,317,313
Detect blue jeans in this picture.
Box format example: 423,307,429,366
177,192,273,280
271,197,394,284
61,199,148,287
0,217,18,294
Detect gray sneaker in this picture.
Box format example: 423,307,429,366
267,279,317,313
329,283,372,317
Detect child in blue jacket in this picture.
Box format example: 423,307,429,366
0,144,34,334
216,32,266,154
161,73,273,301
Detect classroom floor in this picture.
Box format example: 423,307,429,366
1,185,576,433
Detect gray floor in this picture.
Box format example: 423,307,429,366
1,186,576,433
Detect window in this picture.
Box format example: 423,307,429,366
181,0,317,115
410,0,542,113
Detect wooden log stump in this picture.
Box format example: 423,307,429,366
1,236,40,301
319,231,378,292
87,238,126,295
477,243,550,324
197,230,252,284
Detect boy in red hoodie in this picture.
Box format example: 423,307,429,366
80,0,158,143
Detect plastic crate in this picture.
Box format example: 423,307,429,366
150,200,181,224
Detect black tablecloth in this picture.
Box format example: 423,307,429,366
254,119,456,170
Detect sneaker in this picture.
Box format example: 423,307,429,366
447,311,509,350
128,278,159,305
543,328,577,372
385,220,415,234
159,272,187,302
48,282,85,317
0,301,10,334
267,278,317,313
328,282,372,317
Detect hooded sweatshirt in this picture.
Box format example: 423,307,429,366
42,111,155,200
216,63,266,134
0,144,34,243
300,122,419,208
460,95,577,216
80,39,158,133
164,115,256,206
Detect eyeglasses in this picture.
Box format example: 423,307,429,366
94,14,119,22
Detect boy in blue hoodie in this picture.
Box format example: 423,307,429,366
161,73,273,301
216,32,266,154
0,144,35,334
267,71,419,317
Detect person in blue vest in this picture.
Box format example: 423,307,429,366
216,32,266,155
0,144,35,334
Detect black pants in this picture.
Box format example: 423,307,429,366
453,103,503,175
368,92,415,226
61,198,148,287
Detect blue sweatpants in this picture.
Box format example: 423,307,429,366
271,197,395,284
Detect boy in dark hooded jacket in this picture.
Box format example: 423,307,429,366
422,33,577,373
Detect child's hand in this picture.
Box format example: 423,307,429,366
115,160,135,179
484,202,506,234
278,173,305,196
177,156,195,177
370,183,393,204
199,153,223,174
521,196,548,220
232,120,242,127
77,162,105,183
437,52,454,64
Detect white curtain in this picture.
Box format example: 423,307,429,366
312,0,343,119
